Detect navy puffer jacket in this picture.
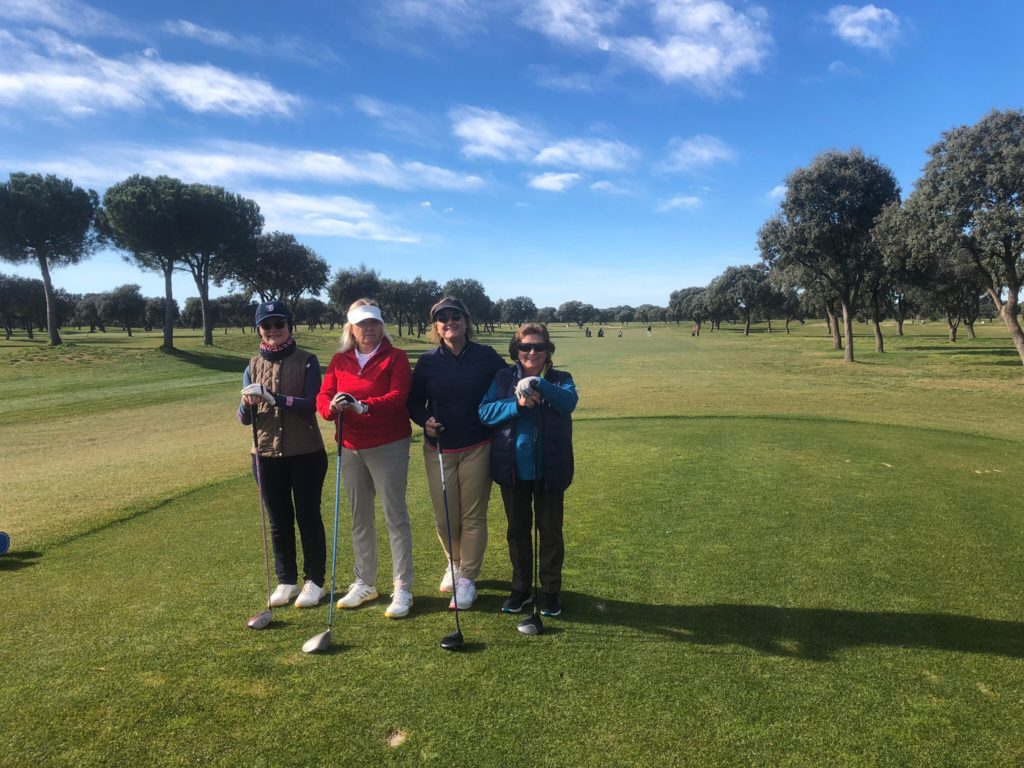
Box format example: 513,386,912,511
487,365,575,493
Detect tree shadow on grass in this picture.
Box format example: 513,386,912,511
0,550,42,571
560,595,1024,661
163,347,248,374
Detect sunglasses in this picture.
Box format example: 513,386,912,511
518,343,547,353
259,319,287,331
434,312,463,323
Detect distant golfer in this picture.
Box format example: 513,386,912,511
479,323,578,618
408,297,504,611
238,300,328,609
316,299,415,619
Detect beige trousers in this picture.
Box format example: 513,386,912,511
423,441,492,581
342,438,413,591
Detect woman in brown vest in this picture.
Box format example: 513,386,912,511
238,300,328,610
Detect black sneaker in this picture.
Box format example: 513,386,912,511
540,593,561,617
501,590,533,614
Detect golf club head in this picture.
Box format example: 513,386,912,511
517,613,544,636
439,630,465,651
247,610,272,630
0,532,9,556
302,629,332,654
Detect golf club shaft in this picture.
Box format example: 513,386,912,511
250,409,274,612
532,484,541,617
326,414,343,630
532,414,541,617
436,428,461,635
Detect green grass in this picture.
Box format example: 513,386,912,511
0,321,1022,766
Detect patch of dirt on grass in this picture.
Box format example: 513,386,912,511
386,728,408,748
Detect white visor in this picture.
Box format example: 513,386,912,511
348,305,383,325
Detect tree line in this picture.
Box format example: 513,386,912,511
3,109,1021,363
0,172,677,347
0,261,682,343
667,109,1024,366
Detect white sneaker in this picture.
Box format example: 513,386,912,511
439,561,459,593
449,578,476,610
385,589,414,619
337,580,378,609
269,583,299,607
294,580,325,608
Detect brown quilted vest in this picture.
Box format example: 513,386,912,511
249,349,325,458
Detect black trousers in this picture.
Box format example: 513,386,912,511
500,481,564,594
252,449,328,587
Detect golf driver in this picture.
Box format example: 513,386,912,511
247,409,274,630
436,429,465,651
303,413,344,653
518,405,544,636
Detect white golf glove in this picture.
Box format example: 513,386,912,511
241,383,276,406
516,377,541,398
331,392,368,414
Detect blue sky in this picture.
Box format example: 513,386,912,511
2,0,1022,309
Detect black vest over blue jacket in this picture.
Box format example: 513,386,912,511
489,365,574,493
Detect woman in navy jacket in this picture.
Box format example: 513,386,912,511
408,297,505,611
479,323,578,618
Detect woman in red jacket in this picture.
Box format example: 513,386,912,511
316,299,415,619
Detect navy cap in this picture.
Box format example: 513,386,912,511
254,300,292,327
430,297,468,320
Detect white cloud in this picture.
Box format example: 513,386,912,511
246,190,419,243
162,20,338,66
827,59,860,75
354,95,440,145
522,0,771,92
0,0,135,38
662,134,736,173
656,194,702,212
4,140,486,192
162,20,239,49
519,0,624,45
529,172,582,192
0,30,299,117
533,138,637,171
590,180,630,195
768,184,786,199
450,106,541,161
451,107,638,173
826,5,901,51
376,0,485,37
533,69,598,92
420,200,432,208
400,160,484,190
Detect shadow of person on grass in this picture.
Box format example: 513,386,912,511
558,594,1024,661
0,550,41,572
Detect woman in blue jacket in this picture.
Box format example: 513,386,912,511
479,323,578,618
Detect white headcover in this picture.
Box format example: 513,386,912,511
347,304,383,325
